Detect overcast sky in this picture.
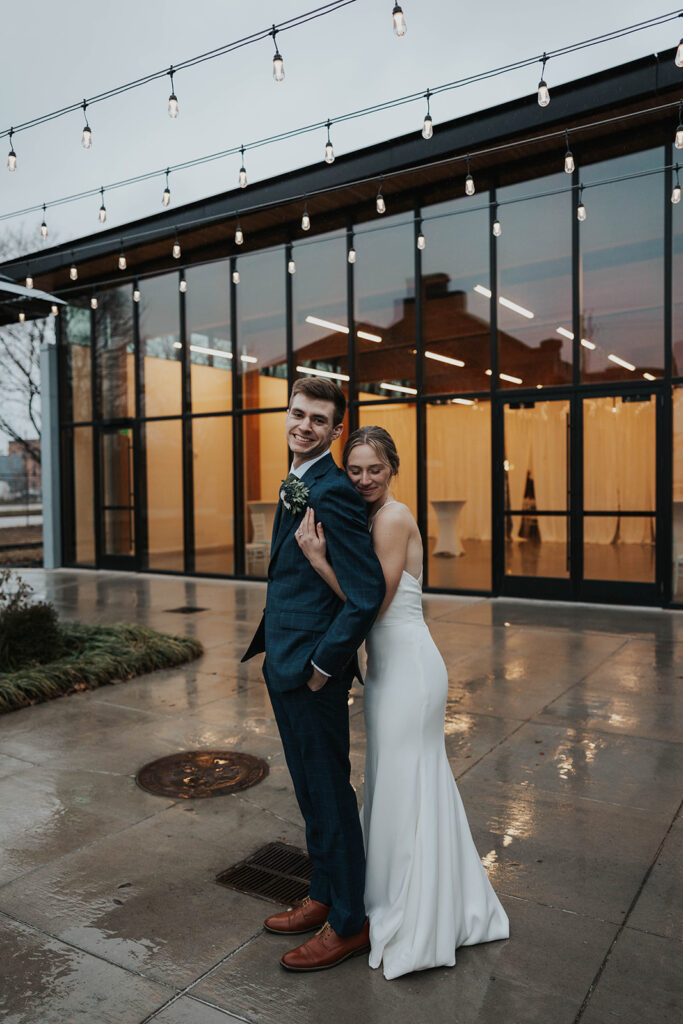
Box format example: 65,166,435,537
1,0,679,253
0,0,680,453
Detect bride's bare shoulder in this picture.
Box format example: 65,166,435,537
373,501,416,536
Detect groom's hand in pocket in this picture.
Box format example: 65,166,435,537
306,666,328,692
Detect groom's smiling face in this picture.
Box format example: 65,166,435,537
286,394,343,467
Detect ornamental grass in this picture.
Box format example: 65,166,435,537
0,622,203,715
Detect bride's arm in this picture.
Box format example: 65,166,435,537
295,507,347,602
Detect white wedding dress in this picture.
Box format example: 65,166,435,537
362,507,509,980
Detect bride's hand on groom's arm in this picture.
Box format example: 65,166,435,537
295,507,326,566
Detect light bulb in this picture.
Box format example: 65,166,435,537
376,193,386,214
168,91,179,118
239,165,247,188
118,253,127,270
235,226,244,245
417,233,426,250
232,270,240,284
18,311,25,323
465,173,475,196
325,141,335,164
179,277,187,293
25,275,33,289
40,220,48,239
162,186,171,207
676,126,683,150
577,201,586,222
564,150,575,174
173,241,181,259
133,289,141,302
288,259,296,274
90,297,98,309
82,124,92,149
673,184,682,205
7,147,16,172
98,202,107,223
301,211,311,231
537,79,550,108
51,305,59,316
422,114,433,140
492,220,502,237
273,41,285,83
392,3,407,36
70,264,78,280
348,247,357,264
676,38,683,67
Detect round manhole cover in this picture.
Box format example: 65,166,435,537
136,750,269,799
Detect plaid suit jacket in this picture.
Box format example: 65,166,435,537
241,453,385,692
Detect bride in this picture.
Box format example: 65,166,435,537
295,425,509,980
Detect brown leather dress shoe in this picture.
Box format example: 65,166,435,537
280,918,370,971
264,896,329,935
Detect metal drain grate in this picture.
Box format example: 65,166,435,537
164,606,208,614
216,841,313,906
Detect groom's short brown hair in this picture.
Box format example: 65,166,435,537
289,377,346,427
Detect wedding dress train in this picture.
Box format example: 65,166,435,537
362,567,509,980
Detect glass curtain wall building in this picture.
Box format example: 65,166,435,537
15,50,682,607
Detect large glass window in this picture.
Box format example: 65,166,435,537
139,274,181,418
186,261,232,414
355,214,416,399
144,419,183,571
193,416,234,575
674,147,683,376
71,427,95,565
236,249,288,410
62,304,92,422
96,286,135,420
426,399,491,590
422,201,490,395
580,149,664,383
242,412,288,577
497,176,572,389
358,404,416,518
292,231,348,390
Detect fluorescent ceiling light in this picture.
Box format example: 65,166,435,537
380,382,418,395
556,327,574,340
580,339,596,350
499,373,523,384
498,296,534,319
643,372,656,381
608,354,635,371
450,398,474,405
474,284,492,298
305,314,381,343
241,354,258,364
296,365,350,382
173,340,256,363
425,350,465,367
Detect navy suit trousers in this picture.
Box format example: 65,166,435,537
265,668,366,938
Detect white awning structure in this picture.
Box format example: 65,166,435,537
0,273,66,326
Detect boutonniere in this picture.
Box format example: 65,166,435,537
279,474,310,516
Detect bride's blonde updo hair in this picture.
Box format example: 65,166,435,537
342,425,400,477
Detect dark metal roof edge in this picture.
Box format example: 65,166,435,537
1,45,679,280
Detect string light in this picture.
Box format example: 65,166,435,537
288,258,296,274
564,131,575,173
51,304,59,316
492,212,502,237
232,269,240,283
465,154,475,196
25,274,33,289
179,272,187,292
676,26,683,67
168,67,179,118
301,202,311,231
422,90,433,139
417,230,426,250
98,186,107,223
172,235,181,259
90,296,98,309
577,184,587,221
392,3,407,36
162,169,171,207
324,121,335,164
348,246,357,263
376,177,386,214
7,129,16,171
18,311,25,323
537,53,550,108
40,204,48,239
118,240,127,270
69,256,78,280
133,287,141,302
81,101,92,149
234,216,244,245
676,102,683,149
271,27,285,82
673,165,681,205
239,146,247,189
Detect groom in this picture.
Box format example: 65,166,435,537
242,377,385,971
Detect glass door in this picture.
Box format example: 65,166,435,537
100,422,136,569
580,392,658,603
501,397,572,598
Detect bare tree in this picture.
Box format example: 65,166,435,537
0,228,56,465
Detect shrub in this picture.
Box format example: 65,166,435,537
0,569,66,672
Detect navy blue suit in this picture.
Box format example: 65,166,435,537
242,453,385,936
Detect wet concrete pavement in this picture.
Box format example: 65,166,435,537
0,568,680,1024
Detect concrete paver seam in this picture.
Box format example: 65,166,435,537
571,797,683,1024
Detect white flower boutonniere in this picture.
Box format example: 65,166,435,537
279,474,310,516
